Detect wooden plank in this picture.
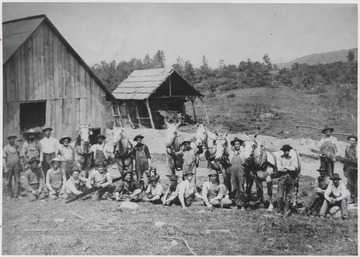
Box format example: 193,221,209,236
69,54,75,99
30,30,37,101
33,26,40,100
44,23,50,99
4,63,11,103
79,65,86,98
74,61,80,98
9,58,16,103
18,45,24,101
38,23,45,100
85,72,91,125
12,103,20,135
75,98,80,132
90,78,96,127
48,24,55,100
79,98,87,125
53,33,59,99
145,99,155,129
24,39,30,101
46,99,52,127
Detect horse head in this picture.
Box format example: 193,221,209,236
242,134,260,163
195,123,207,147
214,132,228,160
112,126,125,146
76,123,92,153
165,122,181,148
113,129,132,157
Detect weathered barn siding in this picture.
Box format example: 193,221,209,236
3,20,107,141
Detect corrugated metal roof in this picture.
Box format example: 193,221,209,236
3,16,45,63
112,68,202,100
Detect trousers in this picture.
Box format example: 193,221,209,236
319,199,348,218
6,162,21,197
276,174,295,212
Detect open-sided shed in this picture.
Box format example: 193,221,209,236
2,15,115,142
112,68,208,129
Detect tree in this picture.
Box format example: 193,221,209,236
152,50,166,68
183,61,197,84
172,56,184,75
347,50,355,62
143,54,152,69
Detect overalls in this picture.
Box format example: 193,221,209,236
5,144,21,197
320,140,336,177
134,145,149,182
230,152,246,207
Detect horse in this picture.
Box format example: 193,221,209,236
72,124,93,178
195,124,232,195
112,127,134,177
242,135,301,211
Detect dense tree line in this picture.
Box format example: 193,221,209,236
92,50,357,95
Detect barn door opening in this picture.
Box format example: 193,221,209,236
89,127,101,145
20,101,46,131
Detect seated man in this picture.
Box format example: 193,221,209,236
162,174,180,206
178,171,203,209
87,160,116,201
303,166,330,215
46,157,67,200
202,169,232,208
114,170,142,201
133,175,163,204
319,173,350,220
65,167,88,199
23,157,47,201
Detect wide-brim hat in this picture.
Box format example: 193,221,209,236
123,170,133,178
96,134,106,140
42,127,53,132
317,165,327,172
70,167,82,174
166,174,178,181
133,135,144,141
50,156,63,164
59,136,72,145
347,134,357,141
148,175,159,183
280,144,293,151
7,134,17,140
184,171,194,176
208,169,219,177
330,173,342,181
181,140,192,146
322,126,334,134
27,157,40,164
95,160,107,167
23,129,41,139
231,137,244,146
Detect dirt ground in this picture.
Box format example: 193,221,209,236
2,128,358,255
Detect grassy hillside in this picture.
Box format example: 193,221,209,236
277,48,357,69
185,85,357,142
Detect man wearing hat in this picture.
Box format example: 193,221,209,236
178,171,203,209
319,173,350,220
3,134,21,199
132,135,151,183
319,125,340,178
302,165,331,215
87,160,116,201
90,134,112,164
40,127,59,178
20,128,43,170
23,157,47,201
57,136,75,179
162,174,180,206
180,139,198,184
114,170,142,201
229,137,246,210
65,167,88,199
202,169,233,208
46,157,67,200
131,175,163,203
344,134,357,203
276,144,299,215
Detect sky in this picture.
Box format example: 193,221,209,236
2,2,358,68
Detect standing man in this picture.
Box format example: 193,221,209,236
132,135,151,183
229,137,246,210
23,157,47,201
90,134,112,164
319,173,350,220
40,127,58,178
344,134,357,204
181,140,197,184
276,144,299,215
319,125,340,178
20,129,43,170
58,136,75,179
3,134,22,199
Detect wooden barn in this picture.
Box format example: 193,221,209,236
3,15,115,142
112,68,208,129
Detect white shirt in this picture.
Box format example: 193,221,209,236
90,143,113,159
40,136,59,154
178,180,195,198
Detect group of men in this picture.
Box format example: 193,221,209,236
3,124,357,218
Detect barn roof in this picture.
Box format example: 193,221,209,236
2,15,115,100
112,68,203,100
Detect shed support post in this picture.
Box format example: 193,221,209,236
145,99,155,129
189,96,197,123
199,96,210,124
134,102,141,127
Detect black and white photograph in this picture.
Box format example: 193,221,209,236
1,1,358,255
